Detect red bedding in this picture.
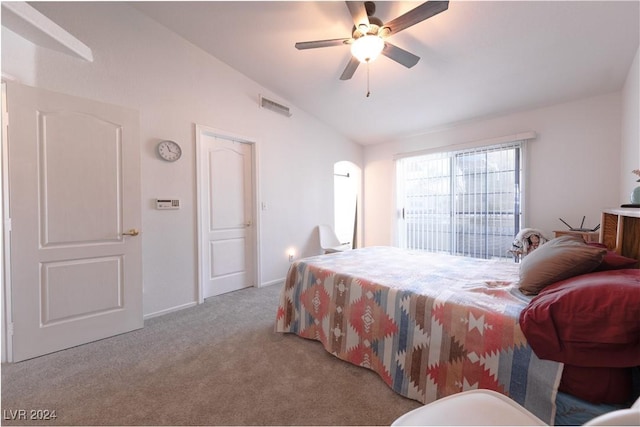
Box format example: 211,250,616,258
520,269,640,403
559,365,633,404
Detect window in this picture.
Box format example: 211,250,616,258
396,141,523,259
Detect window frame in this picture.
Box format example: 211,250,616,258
394,139,527,259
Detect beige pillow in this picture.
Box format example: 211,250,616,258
518,235,606,295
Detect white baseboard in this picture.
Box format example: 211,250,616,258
260,278,285,287
144,281,283,320
144,301,198,320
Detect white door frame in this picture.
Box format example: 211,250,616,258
1,82,13,363
195,124,260,304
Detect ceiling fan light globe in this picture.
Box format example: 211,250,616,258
351,35,384,63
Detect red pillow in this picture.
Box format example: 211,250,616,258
588,243,639,270
519,269,640,367
559,365,633,404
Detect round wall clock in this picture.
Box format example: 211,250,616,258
157,140,182,162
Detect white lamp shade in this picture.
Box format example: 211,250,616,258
350,35,384,63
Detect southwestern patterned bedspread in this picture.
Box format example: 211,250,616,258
276,246,563,424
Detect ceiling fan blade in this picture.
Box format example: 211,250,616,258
384,1,449,35
295,38,351,50
346,1,370,29
340,57,360,80
382,43,420,68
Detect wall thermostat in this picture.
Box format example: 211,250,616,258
156,199,180,210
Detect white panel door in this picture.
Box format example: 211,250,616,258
6,82,142,362
198,131,254,298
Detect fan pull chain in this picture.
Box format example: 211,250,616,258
366,61,371,97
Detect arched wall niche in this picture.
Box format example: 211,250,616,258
333,161,362,248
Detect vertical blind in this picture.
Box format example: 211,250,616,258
396,141,523,259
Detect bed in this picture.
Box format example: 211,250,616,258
275,222,640,425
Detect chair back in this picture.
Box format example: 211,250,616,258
318,224,341,250
584,395,640,425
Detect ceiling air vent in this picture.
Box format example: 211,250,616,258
259,95,292,117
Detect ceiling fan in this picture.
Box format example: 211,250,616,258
295,1,449,81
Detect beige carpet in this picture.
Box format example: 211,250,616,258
1,283,421,426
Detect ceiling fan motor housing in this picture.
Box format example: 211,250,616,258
353,16,385,39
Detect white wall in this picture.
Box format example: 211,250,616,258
1,2,362,317
621,46,640,202
363,92,622,246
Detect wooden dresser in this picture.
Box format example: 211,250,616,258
600,208,640,263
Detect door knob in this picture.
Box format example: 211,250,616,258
123,229,140,236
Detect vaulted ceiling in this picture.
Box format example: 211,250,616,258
133,2,637,145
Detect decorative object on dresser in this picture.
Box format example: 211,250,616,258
628,169,640,206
